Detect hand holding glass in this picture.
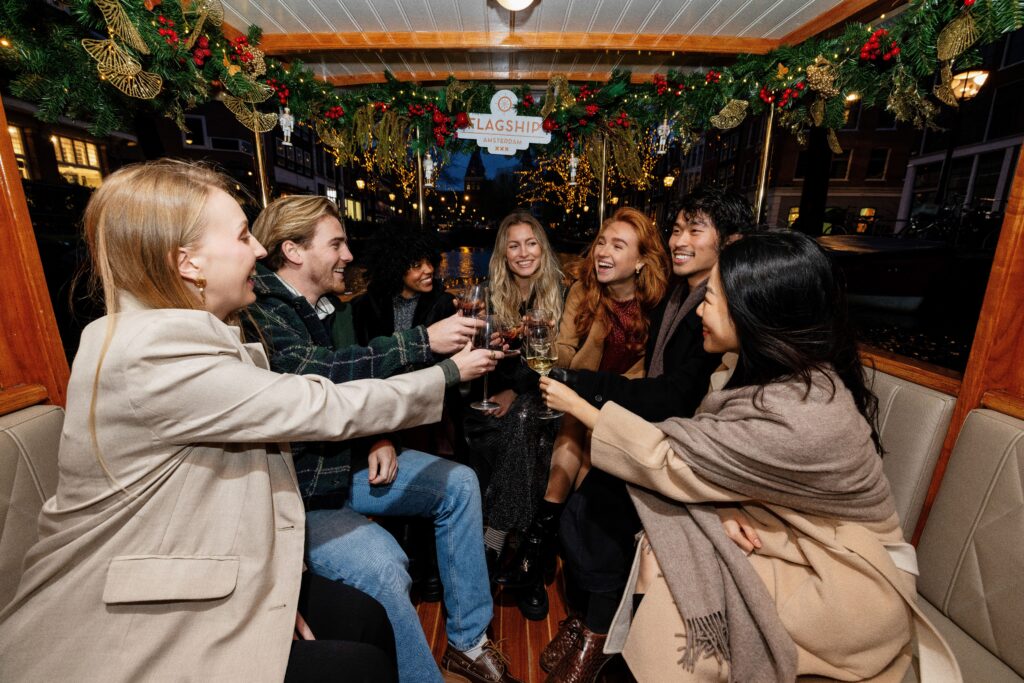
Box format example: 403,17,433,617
471,314,501,412
525,319,562,420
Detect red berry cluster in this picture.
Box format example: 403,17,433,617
759,81,806,109
266,77,290,106
607,111,630,129
964,0,975,6
191,35,211,66
653,74,669,96
230,36,256,65
521,93,535,108
373,101,389,113
455,112,471,129
860,28,900,63
705,70,722,84
324,105,344,120
584,103,599,117
156,16,179,47
407,104,425,117
577,85,598,101
542,117,558,132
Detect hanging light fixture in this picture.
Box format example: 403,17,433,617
496,0,534,11
656,118,671,155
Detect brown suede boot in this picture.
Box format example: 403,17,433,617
544,625,610,683
539,615,583,673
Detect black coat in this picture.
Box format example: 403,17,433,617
352,279,455,351
571,282,721,422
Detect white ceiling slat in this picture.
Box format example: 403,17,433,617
737,0,790,37
277,2,316,34
763,0,844,39
330,0,363,33
711,0,755,36
306,0,338,33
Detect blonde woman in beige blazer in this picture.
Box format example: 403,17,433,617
0,160,498,683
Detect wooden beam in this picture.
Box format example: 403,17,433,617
0,384,48,417
0,96,69,407
779,0,902,46
860,346,962,397
912,148,1024,545
327,70,664,87
258,31,777,56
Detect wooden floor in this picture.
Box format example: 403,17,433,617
414,562,634,683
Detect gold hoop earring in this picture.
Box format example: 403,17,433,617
195,275,207,305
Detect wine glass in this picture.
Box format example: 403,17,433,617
459,283,487,318
525,317,562,420
494,315,522,357
470,314,501,412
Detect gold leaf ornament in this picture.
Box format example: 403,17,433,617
710,99,749,130
81,38,141,76
92,0,149,54
806,56,840,98
222,95,278,132
936,12,978,62
184,0,224,48
104,69,163,99
827,128,843,154
810,98,825,127
541,75,574,118
933,62,959,108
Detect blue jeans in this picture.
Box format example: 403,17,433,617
306,450,492,683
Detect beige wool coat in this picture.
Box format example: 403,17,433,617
590,399,925,682
0,299,445,682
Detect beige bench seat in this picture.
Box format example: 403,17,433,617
0,404,63,608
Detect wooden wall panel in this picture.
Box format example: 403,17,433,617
0,96,69,406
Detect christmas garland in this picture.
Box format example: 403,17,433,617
1,0,1021,189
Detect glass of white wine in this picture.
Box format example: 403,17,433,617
525,317,562,420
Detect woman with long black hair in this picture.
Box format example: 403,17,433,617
542,232,957,682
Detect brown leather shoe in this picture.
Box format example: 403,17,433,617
540,615,583,672
544,625,610,683
442,640,522,683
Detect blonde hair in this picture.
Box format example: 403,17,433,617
85,158,231,316
574,207,669,353
83,158,233,495
488,211,564,328
252,195,341,271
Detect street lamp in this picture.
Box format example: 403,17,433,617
355,178,366,190
934,68,990,206
663,175,676,188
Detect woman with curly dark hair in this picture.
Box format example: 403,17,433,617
353,226,455,342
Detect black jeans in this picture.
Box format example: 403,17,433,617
284,573,398,683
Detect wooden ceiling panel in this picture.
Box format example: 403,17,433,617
222,0,897,87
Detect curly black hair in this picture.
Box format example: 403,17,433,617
361,225,442,298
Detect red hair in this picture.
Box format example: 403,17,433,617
574,207,669,354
